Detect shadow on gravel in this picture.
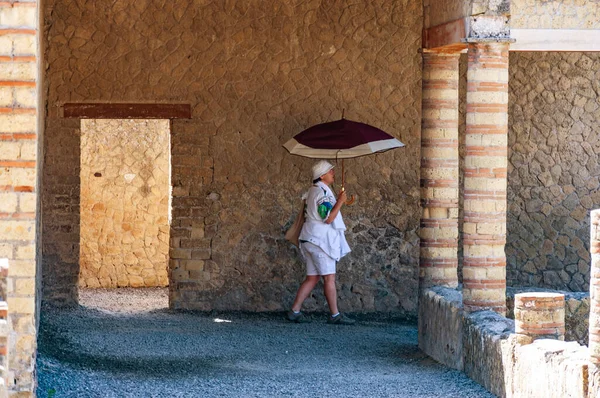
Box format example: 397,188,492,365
38,307,246,378
38,326,237,378
38,306,420,378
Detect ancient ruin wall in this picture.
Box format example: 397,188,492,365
79,119,170,289
42,1,423,313
507,52,600,292
423,0,509,29
512,0,600,29
423,0,471,28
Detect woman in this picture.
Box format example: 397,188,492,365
287,160,354,325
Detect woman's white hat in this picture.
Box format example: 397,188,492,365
312,160,334,181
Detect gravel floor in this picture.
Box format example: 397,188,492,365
78,287,169,313
37,289,494,398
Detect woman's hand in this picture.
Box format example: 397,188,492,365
325,190,346,224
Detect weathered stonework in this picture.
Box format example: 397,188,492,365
458,51,600,293
512,0,600,29
0,1,39,395
423,0,471,28
419,288,598,398
462,42,509,315
79,119,170,289
42,1,423,313
507,52,600,292
419,53,460,289
418,286,463,370
512,339,589,398
591,209,600,364
506,287,589,346
514,292,565,344
423,0,510,40
463,310,516,397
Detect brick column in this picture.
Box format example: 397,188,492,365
0,260,8,394
514,293,565,345
462,42,509,315
590,210,600,364
0,1,39,395
419,52,460,289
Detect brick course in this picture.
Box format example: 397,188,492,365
462,42,509,315
514,292,565,344
0,0,38,395
419,53,460,289
590,209,600,364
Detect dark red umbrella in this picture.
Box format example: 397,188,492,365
283,117,404,204
283,118,404,159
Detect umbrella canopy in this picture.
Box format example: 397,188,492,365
283,118,404,159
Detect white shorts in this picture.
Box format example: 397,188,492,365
300,242,336,276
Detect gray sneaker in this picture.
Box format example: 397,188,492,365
287,310,308,323
327,313,355,325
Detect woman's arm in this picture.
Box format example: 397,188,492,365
324,190,347,224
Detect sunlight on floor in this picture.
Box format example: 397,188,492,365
78,287,169,314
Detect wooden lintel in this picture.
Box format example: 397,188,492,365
63,103,192,119
423,18,468,53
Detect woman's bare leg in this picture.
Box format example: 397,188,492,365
323,274,338,315
291,275,320,312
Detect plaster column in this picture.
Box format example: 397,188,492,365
462,42,510,315
419,52,460,289
590,210,600,364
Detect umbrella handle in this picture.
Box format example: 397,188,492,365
340,159,355,205
340,186,356,205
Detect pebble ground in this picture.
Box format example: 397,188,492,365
36,289,494,398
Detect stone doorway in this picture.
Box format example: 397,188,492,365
78,119,171,290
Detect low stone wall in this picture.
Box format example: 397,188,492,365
506,287,589,345
513,340,588,398
418,287,463,370
419,287,599,398
590,366,600,397
463,311,516,397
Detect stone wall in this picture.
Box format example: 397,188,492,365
458,51,599,293
418,287,463,370
42,1,423,313
462,310,516,397
507,52,600,292
512,0,600,29
419,287,598,398
423,0,510,29
423,0,471,28
512,340,589,398
79,119,170,288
